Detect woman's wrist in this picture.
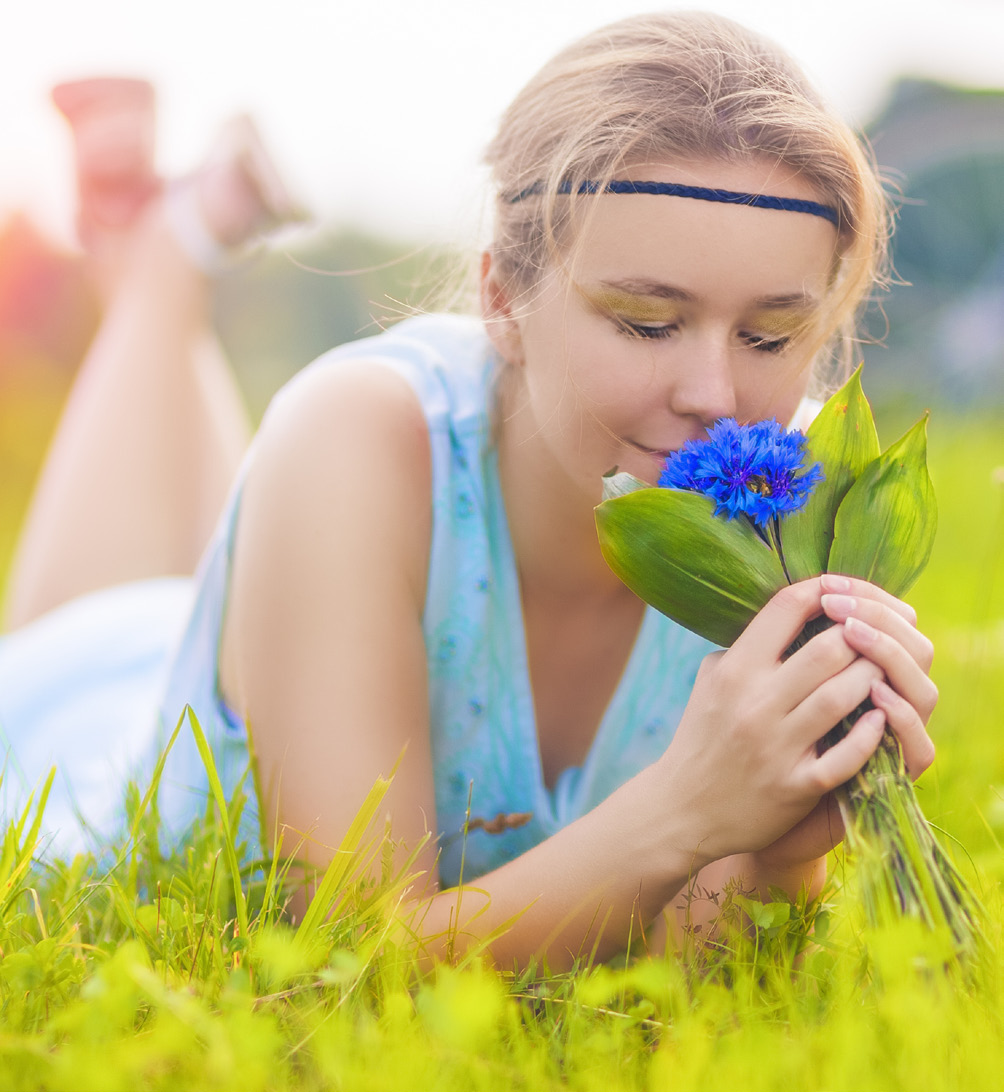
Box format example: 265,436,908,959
619,760,721,899
744,848,828,902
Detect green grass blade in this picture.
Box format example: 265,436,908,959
293,773,393,942
184,705,249,939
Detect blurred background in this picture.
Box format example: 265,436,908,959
1,0,1003,580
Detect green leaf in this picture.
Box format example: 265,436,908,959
827,415,937,596
595,487,787,647
735,895,792,930
782,367,881,581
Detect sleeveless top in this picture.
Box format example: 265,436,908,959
153,313,717,885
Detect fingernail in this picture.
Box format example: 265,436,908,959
821,593,857,620
845,616,877,644
821,573,852,593
862,707,887,734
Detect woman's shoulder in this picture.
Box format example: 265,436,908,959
219,324,441,706
226,313,494,628
243,354,433,570
295,313,493,433
245,312,492,500
257,343,430,464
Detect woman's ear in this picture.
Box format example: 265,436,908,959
479,251,525,366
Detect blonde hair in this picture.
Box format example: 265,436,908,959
483,10,891,392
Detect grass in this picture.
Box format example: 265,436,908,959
0,409,1001,1090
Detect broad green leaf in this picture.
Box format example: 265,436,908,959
595,487,787,647
827,416,937,596
782,367,881,581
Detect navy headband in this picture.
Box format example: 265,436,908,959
511,179,840,227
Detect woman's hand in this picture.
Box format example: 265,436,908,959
656,573,937,874
817,572,937,774
746,573,937,887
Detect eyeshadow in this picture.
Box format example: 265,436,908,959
585,287,683,322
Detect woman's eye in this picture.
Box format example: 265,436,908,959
741,332,790,354
616,318,678,340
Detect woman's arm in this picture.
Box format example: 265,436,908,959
220,360,708,965
221,365,935,969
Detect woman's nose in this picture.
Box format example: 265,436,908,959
668,339,738,425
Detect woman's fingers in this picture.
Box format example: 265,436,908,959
770,584,938,781
869,677,936,778
821,590,934,672
820,573,918,626
838,613,939,723
784,653,881,739
731,579,827,666
719,574,937,788
804,706,887,791
784,651,935,782
776,618,860,706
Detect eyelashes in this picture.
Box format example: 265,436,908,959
615,318,678,340
739,332,791,354
614,317,792,354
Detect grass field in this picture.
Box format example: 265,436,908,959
0,404,1001,1091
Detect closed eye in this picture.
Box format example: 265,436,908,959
616,318,678,340
740,331,791,354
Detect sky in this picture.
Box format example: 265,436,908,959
3,0,1003,250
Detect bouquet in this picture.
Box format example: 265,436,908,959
595,369,981,956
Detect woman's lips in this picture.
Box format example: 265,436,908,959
626,438,674,460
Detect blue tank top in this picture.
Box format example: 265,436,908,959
154,313,716,885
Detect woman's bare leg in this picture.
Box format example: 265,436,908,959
3,88,301,630
2,207,251,629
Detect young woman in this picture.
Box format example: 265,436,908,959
0,12,936,970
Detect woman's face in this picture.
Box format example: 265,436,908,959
488,158,839,495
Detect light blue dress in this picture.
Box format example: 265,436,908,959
0,314,716,883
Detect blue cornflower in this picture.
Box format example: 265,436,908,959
658,417,823,528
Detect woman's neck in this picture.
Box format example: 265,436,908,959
496,402,627,604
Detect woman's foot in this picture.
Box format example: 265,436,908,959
54,78,307,292
51,77,161,248
164,115,308,273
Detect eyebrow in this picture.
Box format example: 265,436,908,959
595,279,821,310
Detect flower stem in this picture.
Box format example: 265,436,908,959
746,514,794,583
790,615,984,957
768,515,794,584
